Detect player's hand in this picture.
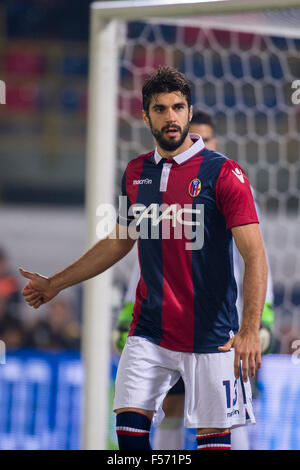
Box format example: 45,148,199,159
19,268,60,308
218,330,262,382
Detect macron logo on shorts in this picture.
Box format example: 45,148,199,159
232,168,244,183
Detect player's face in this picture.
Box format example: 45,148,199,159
143,92,192,152
189,123,217,151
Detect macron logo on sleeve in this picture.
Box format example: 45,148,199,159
232,168,245,183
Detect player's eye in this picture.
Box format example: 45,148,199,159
153,106,164,112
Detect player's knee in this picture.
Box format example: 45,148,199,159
196,428,231,450
196,427,230,434
115,407,154,421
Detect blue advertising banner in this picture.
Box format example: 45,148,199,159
249,354,300,450
0,351,299,450
0,350,82,450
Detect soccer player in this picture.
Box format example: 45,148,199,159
20,66,268,451
113,110,275,450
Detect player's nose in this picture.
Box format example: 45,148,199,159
165,107,177,122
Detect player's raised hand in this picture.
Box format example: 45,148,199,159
19,268,60,308
218,330,262,382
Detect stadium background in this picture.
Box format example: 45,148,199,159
0,0,299,450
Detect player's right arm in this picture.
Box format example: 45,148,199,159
20,223,136,309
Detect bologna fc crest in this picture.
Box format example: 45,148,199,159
188,178,201,197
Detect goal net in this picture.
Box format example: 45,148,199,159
115,12,300,351
85,1,300,449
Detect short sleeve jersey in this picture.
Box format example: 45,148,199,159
118,135,259,353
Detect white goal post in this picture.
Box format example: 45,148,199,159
83,0,300,450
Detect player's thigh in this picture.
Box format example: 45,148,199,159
113,336,181,414
162,377,185,417
162,394,184,417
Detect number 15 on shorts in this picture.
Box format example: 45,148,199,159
223,379,238,408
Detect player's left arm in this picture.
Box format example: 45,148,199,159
219,223,268,382
259,269,275,353
252,191,275,353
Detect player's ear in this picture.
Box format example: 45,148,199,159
142,110,150,127
189,105,193,122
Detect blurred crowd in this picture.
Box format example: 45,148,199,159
0,247,81,351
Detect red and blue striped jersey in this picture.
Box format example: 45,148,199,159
118,135,259,353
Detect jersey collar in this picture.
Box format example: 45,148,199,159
154,134,205,165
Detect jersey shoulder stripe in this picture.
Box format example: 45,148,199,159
126,150,155,170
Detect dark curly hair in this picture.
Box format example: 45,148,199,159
191,110,215,130
142,66,192,115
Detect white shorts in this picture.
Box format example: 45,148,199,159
113,336,255,429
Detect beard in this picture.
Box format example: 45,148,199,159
149,118,190,152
